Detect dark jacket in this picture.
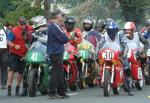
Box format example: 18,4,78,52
47,22,69,55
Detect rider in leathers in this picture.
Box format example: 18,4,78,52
64,16,83,82
123,21,149,89
95,19,107,41
101,21,134,96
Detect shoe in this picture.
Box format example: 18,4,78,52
48,94,57,99
57,94,69,99
7,86,11,96
15,86,20,96
1,86,6,89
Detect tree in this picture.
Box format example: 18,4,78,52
44,0,50,20
4,2,44,26
0,0,16,18
119,0,149,29
34,0,42,8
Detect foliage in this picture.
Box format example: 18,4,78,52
0,0,17,18
4,2,44,26
119,0,150,28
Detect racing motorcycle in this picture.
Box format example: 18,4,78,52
77,40,98,89
127,49,143,90
24,33,50,97
63,43,78,91
99,48,125,97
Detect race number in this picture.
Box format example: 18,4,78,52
102,50,114,60
31,52,38,61
0,29,7,48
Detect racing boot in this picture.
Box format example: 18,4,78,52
126,77,134,96
7,85,11,96
15,85,20,96
125,69,134,96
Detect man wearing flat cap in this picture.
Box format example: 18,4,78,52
47,9,70,99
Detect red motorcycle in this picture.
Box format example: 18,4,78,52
99,49,125,97
127,49,143,90
63,43,78,91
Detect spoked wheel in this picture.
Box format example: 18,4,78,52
103,69,111,97
78,79,86,89
28,69,38,97
64,63,77,91
87,77,96,88
135,76,144,90
69,83,77,91
113,86,120,95
69,64,77,91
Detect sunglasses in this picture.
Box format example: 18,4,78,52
20,23,26,25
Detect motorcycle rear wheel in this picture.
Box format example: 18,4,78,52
69,83,77,91
135,77,143,90
78,79,86,89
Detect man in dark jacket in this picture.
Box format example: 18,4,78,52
47,9,69,99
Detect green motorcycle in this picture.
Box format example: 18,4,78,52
77,40,98,89
24,40,49,97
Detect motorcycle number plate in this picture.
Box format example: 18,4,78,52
102,50,114,60
147,49,150,56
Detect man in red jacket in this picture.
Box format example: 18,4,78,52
7,17,33,96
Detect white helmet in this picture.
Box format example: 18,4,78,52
124,22,136,30
31,16,47,29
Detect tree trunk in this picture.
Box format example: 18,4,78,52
44,0,50,20
34,0,41,8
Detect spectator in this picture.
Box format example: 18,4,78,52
47,9,69,99
7,16,33,96
0,22,8,89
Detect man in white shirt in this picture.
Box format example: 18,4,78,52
0,22,8,89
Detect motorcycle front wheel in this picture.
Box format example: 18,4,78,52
103,69,111,97
28,69,38,97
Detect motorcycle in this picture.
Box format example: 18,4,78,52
77,40,98,89
24,34,50,97
127,49,143,90
63,43,78,91
99,48,125,97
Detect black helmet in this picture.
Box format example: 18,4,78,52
64,16,76,24
146,19,150,26
64,16,76,32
